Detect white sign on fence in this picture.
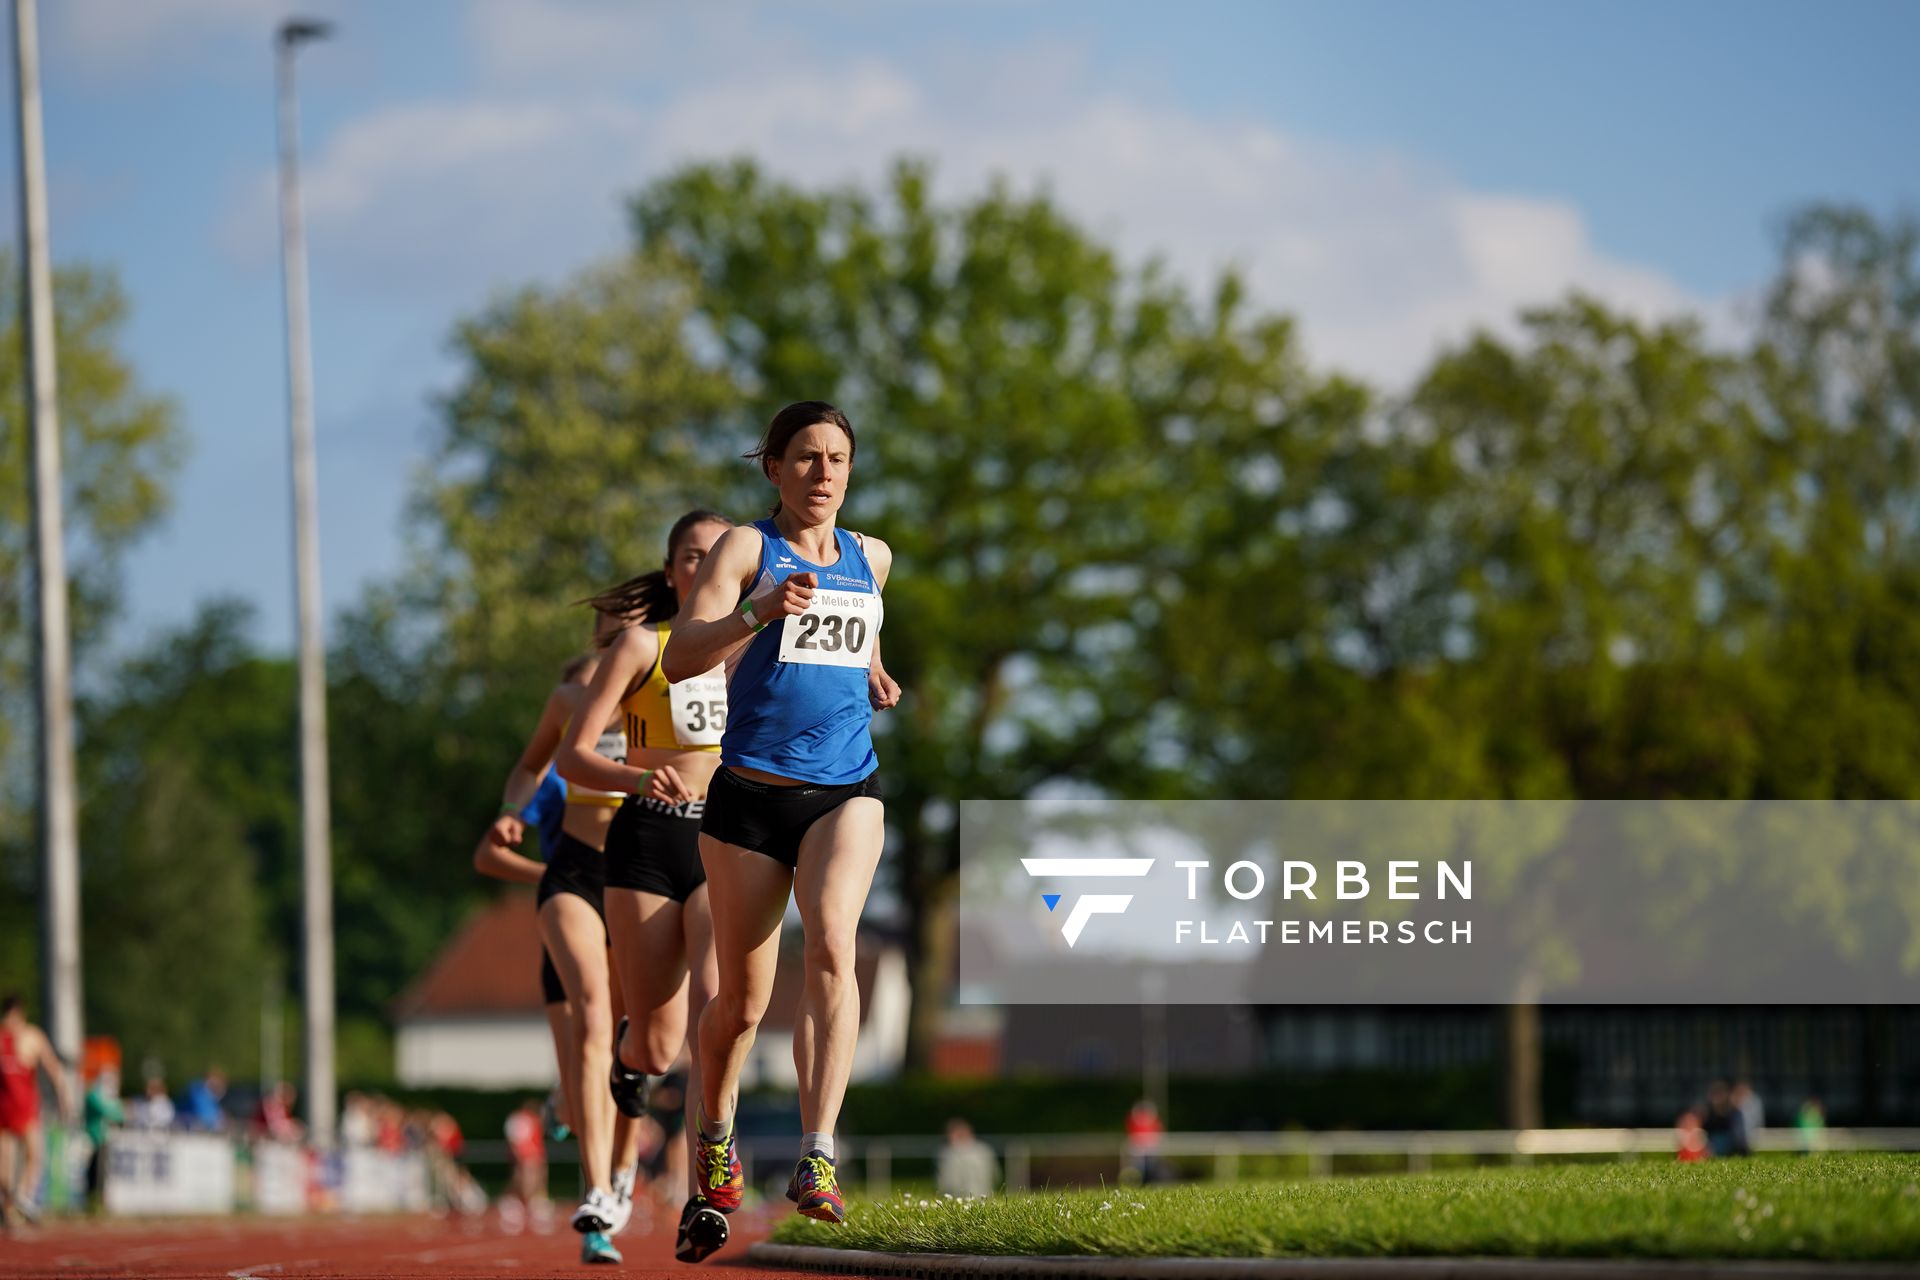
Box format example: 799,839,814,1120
104,1131,236,1216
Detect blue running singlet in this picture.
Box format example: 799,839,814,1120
721,519,882,786
521,770,569,862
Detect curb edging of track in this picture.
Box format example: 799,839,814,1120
746,1243,1920,1280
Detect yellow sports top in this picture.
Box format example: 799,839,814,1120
621,621,726,754
565,713,629,808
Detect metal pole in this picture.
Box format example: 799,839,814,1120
1141,969,1168,1115
12,0,83,1081
274,19,334,1146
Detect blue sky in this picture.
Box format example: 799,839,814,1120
5,0,1916,653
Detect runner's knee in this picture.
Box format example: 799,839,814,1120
803,930,856,992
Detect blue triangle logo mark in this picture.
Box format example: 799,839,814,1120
1043,894,1061,912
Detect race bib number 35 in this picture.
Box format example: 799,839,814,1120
668,669,728,746
777,591,882,669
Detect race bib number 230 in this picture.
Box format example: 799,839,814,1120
777,590,882,669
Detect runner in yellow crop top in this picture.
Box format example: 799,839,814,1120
619,621,725,757
557,508,733,1264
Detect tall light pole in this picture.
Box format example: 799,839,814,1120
12,0,82,1082
275,16,335,1146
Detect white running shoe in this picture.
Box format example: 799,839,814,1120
609,1165,637,1235
570,1186,618,1234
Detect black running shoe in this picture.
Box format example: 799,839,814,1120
609,1015,650,1118
676,1195,730,1264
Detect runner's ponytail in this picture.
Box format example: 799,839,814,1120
580,508,732,629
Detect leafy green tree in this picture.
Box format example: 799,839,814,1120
73,602,288,1077
82,752,269,1080
632,159,1363,1062
0,256,182,999
420,253,743,699
314,254,743,1024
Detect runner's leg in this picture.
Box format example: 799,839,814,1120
791,796,885,1139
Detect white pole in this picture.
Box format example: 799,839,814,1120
12,0,83,1082
274,19,335,1146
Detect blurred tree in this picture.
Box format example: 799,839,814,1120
75,602,286,1078
632,159,1362,1064
420,252,743,700
82,752,269,1081
314,253,743,1022
1750,207,1920,802
0,256,182,1000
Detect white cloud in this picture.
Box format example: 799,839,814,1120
223,19,1718,384
49,0,307,78
222,96,649,292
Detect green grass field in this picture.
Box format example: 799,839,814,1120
770,1154,1920,1262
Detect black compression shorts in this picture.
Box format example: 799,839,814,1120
536,832,606,925
606,796,708,902
700,767,881,870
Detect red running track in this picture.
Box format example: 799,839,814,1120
0,1203,858,1279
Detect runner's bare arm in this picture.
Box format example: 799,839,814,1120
860,534,900,709
503,686,574,809
33,1026,75,1121
556,624,657,794
862,534,892,590
491,686,575,847
661,525,794,682
472,826,545,885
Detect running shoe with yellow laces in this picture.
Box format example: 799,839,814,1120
693,1115,745,1212
785,1150,845,1223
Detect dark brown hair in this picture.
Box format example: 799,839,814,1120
582,508,731,627
744,401,855,515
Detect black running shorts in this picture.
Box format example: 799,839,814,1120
536,832,606,923
606,796,708,902
700,767,881,869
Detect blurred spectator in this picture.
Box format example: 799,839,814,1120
936,1117,998,1199
502,1099,550,1232
1796,1097,1827,1154
252,1081,304,1144
131,1076,174,1130
82,1067,124,1208
340,1092,376,1148
429,1110,485,1216
1,994,75,1226
1673,1108,1709,1162
1733,1081,1764,1144
1124,1098,1166,1184
375,1099,406,1153
180,1068,229,1132
1702,1080,1748,1157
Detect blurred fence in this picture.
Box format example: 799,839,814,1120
464,1126,1920,1196
97,1132,433,1216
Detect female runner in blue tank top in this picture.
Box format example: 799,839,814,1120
662,402,900,1228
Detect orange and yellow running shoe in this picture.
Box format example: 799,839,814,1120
694,1119,745,1213
785,1152,845,1223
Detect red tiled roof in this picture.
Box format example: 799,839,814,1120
396,892,898,1029
393,894,544,1020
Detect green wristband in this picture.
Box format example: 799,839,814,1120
498,803,520,818
740,598,766,632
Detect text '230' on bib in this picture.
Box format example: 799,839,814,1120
776,591,882,669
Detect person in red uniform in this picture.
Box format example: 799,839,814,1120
1,994,74,1226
